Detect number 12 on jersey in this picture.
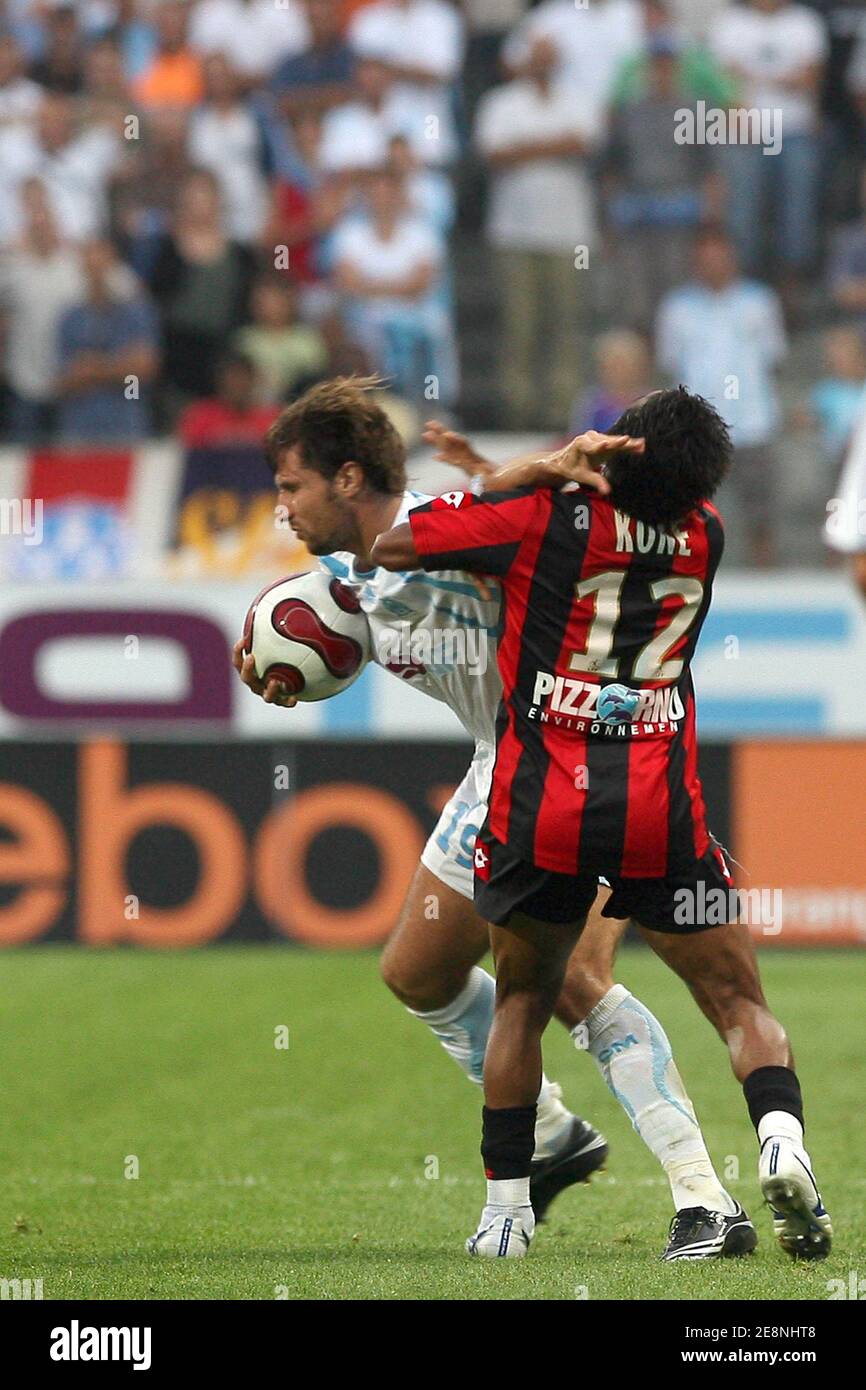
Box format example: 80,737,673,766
567,570,704,683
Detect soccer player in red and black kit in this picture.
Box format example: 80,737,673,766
373,387,832,1261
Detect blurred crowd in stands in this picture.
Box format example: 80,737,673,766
2,0,866,565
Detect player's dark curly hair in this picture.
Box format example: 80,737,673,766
264,376,406,495
605,387,732,527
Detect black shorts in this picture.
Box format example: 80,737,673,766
473,833,734,934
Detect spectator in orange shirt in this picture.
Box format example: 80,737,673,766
133,0,204,110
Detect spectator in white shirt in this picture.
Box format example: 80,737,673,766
0,178,84,441
332,165,455,405
189,0,309,84
709,0,828,292
319,54,432,175
0,92,121,246
187,54,269,243
657,226,788,566
349,0,464,166
503,0,644,130
475,35,600,428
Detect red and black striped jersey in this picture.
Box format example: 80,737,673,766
409,486,725,878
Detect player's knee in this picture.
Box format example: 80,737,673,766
379,942,464,1013
496,984,554,1036
379,944,422,1006
496,960,563,1025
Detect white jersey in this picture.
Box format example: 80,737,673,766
319,489,500,900
319,490,502,747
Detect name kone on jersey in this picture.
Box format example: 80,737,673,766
529,672,685,736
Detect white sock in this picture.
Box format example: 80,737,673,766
533,1078,573,1160
410,967,570,1159
486,1177,530,1209
576,984,738,1216
758,1110,806,1151
409,966,494,1086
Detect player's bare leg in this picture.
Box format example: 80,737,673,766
380,863,489,1013
467,911,587,1258
380,864,605,1182
383,869,748,1240
639,920,791,1081
641,921,832,1259
552,894,618,1024
550,890,743,1234
486,914,585,1107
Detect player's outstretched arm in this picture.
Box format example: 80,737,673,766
481,431,645,495
426,424,582,492
370,522,419,572
231,637,299,708
423,419,496,482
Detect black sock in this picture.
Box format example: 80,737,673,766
743,1065,804,1135
481,1105,537,1179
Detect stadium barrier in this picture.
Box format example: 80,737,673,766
0,737,862,949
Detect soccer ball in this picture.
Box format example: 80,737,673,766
242,571,371,702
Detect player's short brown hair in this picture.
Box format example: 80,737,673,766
264,376,406,496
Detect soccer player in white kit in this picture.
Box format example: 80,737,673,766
234,378,768,1261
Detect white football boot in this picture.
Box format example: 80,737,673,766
760,1135,832,1260
465,1206,535,1258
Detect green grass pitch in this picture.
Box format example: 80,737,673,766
0,947,862,1301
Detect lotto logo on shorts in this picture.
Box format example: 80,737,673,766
432,491,473,510
473,841,492,881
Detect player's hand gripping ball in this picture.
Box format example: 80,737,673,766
597,683,641,725
242,571,371,702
